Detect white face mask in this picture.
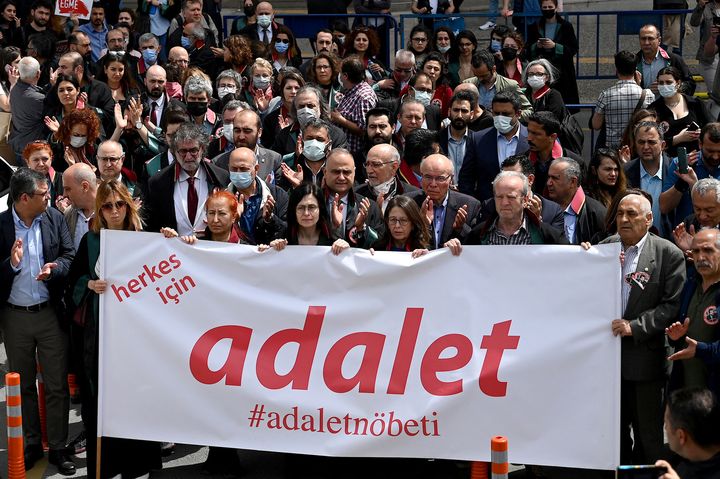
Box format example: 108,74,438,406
217,86,236,98
413,89,432,106
253,75,271,90
70,135,87,148
527,75,546,90
372,177,395,196
493,115,515,134
257,14,272,28
438,45,451,54
296,106,318,128
222,124,234,142
303,139,327,162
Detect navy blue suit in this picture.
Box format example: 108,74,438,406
457,125,530,202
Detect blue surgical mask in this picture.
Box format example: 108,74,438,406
658,83,677,98
181,36,192,48
275,41,289,54
230,171,254,190
490,39,502,52
303,139,327,162
142,49,158,65
257,14,272,28
493,115,515,134
413,88,431,106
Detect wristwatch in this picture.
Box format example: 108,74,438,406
134,121,143,130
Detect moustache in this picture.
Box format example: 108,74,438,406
697,260,713,269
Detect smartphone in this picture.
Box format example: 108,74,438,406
616,465,667,478
713,15,720,25
687,121,700,131
678,146,688,174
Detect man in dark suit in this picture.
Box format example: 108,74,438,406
0,168,76,474
601,192,685,464
438,90,480,176
406,154,482,249
144,123,229,236
237,1,280,45
547,157,607,244
624,121,673,237
213,109,283,183
458,91,530,202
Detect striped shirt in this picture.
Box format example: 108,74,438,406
486,217,532,245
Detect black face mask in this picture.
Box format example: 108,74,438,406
501,47,518,61
244,4,255,16
186,101,208,117
542,9,556,19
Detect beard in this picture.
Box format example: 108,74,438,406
451,118,467,131
148,88,163,99
369,132,392,145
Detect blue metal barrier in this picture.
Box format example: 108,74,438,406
223,14,399,63
399,10,693,81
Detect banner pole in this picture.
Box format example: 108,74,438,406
96,436,102,479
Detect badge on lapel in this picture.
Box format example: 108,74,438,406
625,271,650,290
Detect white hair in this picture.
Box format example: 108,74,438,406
18,56,40,81
493,170,529,196
395,49,416,66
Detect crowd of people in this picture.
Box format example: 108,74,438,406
1,0,720,477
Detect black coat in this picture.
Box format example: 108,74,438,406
404,189,483,248
526,15,580,106
143,160,230,234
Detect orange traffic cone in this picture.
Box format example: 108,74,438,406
470,461,490,478
491,436,509,479
6,372,26,479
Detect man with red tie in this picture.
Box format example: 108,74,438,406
144,123,229,236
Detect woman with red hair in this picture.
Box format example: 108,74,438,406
51,108,102,173
344,26,387,84
21,140,64,207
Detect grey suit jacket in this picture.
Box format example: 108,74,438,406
600,233,686,381
212,146,283,182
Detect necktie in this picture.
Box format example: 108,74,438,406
151,101,158,126
262,28,269,44
622,245,639,314
187,176,198,226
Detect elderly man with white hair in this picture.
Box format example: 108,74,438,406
600,191,686,465
374,49,417,102
9,56,45,163
354,143,418,211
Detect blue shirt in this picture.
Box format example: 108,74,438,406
432,194,449,246
447,129,469,175
563,205,577,244
8,207,49,307
477,82,497,109
497,129,520,167
78,23,109,63
641,51,665,90
664,152,720,223
640,161,664,235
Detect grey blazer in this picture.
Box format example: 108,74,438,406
212,146,283,183
600,233,686,381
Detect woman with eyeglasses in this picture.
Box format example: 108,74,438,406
66,179,160,478
448,30,477,86
372,195,462,256
306,52,342,110
522,58,566,123
270,24,302,74
344,27,387,84
258,183,349,254
95,52,141,107
406,24,432,69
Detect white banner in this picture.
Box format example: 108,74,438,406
98,230,621,469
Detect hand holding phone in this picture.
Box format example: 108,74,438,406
678,146,689,174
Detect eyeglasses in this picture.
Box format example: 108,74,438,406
329,168,353,176
412,37,427,43
177,147,201,157
296,204,319,213
527,72,546,78
30,190,50,198
364,160,394,169
388,217,410,226
276,39,290,44
101,200,127,212
316,64,331,70
422,174,451,183
98,156,124,163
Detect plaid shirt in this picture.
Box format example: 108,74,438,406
336,81,377,154
595,80,655,149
